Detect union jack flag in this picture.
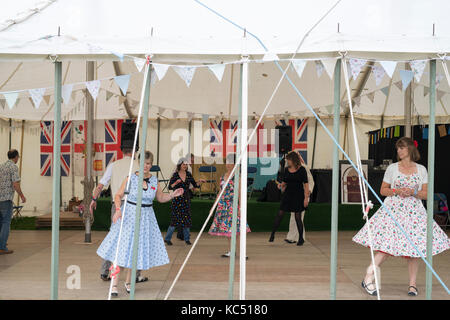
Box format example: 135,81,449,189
248,122,275,158
105,119,124,169
40,121,72,176
275,118,308,163
210,119,238,158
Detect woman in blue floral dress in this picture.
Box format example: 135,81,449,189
353,137,450,297
209,154,251,258
97,151,183,297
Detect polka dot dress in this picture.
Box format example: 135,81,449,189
97,174,169,270
353,170,450,257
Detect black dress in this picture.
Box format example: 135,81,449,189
168,171,199,228
280,166,308,212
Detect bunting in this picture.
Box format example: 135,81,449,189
315,60,324,78
62,84,73,105
291,59,307,78
208,64,226,82
113,74,131,95
85,80,101,100
399,70,414,91
28,88,46,109
409,60,426,82
153,64,170,81
3,92,19,109
348,58,366,80
379,61,397,78
173,66,196,87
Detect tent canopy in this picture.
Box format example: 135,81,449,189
1,0,450,121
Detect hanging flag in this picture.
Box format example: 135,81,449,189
208,64,226,82
153,64,170,81
315,60,324,78
422,127,429,140
372,65,385,86
73,120,105,176
29,88,46,109
39,120,72,177
106,90,114,101
150,70,158,86
353,96,362,107
367,92,375,103
274,118,308,162
321,59,337,79
173,66,196,87
114,74,131,95
399,70,414,91
409,60,426,82
134,57,146,72
437,89,446,101
86,80,101,100
3,92,19,109
379,61,397,78
61,84,74,105
380,86,390,97
394,125,400,137
438,125,447,137
262,52,280,61
43,95,51,106
291,60,307,78
348,58,366,80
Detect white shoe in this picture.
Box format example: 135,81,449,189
221,251,231,258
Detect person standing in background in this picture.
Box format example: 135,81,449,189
0,150,26,255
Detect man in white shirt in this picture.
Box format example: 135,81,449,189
90,147,148,282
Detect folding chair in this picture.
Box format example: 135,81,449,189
12,205,24,220
247,166,257,199
434,193,450,229
198,165,217,199
150,165,170,192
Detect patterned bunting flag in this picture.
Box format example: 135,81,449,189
86,80,101,100
173,66,196,87
348,58,366,80
409,60,426,82
315,61,324,78
367,92,375,103
372,65,385,86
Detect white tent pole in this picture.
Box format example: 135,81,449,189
239,51,249,301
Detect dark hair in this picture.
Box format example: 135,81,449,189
122,147,133,155
7,149,19,160
176,157,188,172
395,137,420,162
285,151,301,169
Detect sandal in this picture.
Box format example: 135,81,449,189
111,285,118,297
125,282,131,294
136,275,149,283
408,286,418,296
361,280,378,296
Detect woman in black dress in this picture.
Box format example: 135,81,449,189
269,151,310,246
164,157,204,246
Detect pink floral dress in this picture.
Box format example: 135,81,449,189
353,164,450,257
208,176,251,237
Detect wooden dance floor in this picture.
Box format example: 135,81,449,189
0,230,449,300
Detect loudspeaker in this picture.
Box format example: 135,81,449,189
121,122,139,151
276,125,292,155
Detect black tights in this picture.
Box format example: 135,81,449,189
271,210,304,243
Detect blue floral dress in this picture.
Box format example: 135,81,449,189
208,176,251,237
97,173,169,270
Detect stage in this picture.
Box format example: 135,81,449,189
1,230,449,300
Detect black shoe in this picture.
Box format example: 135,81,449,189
165,240,173,246
297,240,305,246
408,286,418,296
268,233,275,242
185,241,192,245
284,239,296,244
100,273,111,281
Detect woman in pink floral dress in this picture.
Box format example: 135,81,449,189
353,137,450,297
209,154,251,258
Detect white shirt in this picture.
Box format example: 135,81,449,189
383,162,428,190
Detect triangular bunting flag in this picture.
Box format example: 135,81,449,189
380,86,389,97
118,96,127,105
157,106,164,116
399,70,414,91
111,51,124,62
172,110,180,118
3,92,19,109
114,74,131,95
325,104,333,114
208,64,226,82
173,66,196,87
321,59,337,79
150,70,158,86
106,91,114,101
353,96,362,107
315,60,324,78
0,99,5,109
134,57,146,72
379,61,397,78
372,65,385,86
367,92,375,103
394,81,403,91
61,84,73,105
291,59,307,78
262,52,280,61
86,80,101,100
348,58,366,80
423,86,429,97
28,88,46,109
437,89,446,101
153,64,170,81
409,60,426,82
